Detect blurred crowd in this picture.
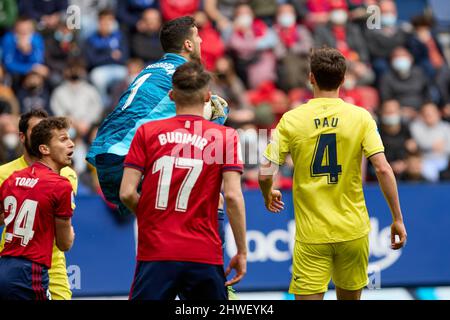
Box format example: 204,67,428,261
0,0,450,195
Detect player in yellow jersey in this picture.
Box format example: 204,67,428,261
258,48,407,300
0,109,77,300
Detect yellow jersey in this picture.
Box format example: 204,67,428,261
264,98,384,244
0,156,78,300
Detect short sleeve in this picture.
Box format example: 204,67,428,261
124,125,147,172
222,128,244,173
362,112,385,158
53,180,74,219
264,116,290,165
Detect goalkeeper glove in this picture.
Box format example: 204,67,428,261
208,95,229,125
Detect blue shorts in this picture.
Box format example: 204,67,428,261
95,153,132,216
218,208,225,247
129,261,228,300
0,256,50,300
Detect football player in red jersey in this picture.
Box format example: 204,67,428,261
0,117,75,300
120,62,247,300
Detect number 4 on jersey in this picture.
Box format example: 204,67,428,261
311,133,342,184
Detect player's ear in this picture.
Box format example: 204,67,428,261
19,132,26,144
309,72,315,85
39,144,50,156
205,90,211,102
169,89,175,101
183,39,193,53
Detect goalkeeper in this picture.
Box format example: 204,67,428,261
87,16,229,217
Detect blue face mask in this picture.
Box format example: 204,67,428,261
278,13,296,28
381,14,397,27
55,31,74,42
392,57,412,74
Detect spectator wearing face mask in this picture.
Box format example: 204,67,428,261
224,4,278,89
0,113,21,163
130,8,164,64
364,0,406,78
50,60,103,140
273,3,313,90
314,0,369,63
44,21,81,89
380,47,431,120
2,16,48,82
378,99,417,177
16,71,51,114
410,102,450,182
84,9,128,105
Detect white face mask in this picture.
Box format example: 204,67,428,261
392,57,412,74
330,10,348,25
278,13,296,28
235,14,253,29
2,133,19,149
382,114,401,126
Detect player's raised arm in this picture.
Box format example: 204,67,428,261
222,171,247,286
55,217,75,252
119,167,143,214
369,152,407,250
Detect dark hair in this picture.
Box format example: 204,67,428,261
160,16,196,54
172,62,211,105
411,14,434,29
18,109,48,134
310,48,347,91
15,16,34,25
30,117,69,159
98,9,115,19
